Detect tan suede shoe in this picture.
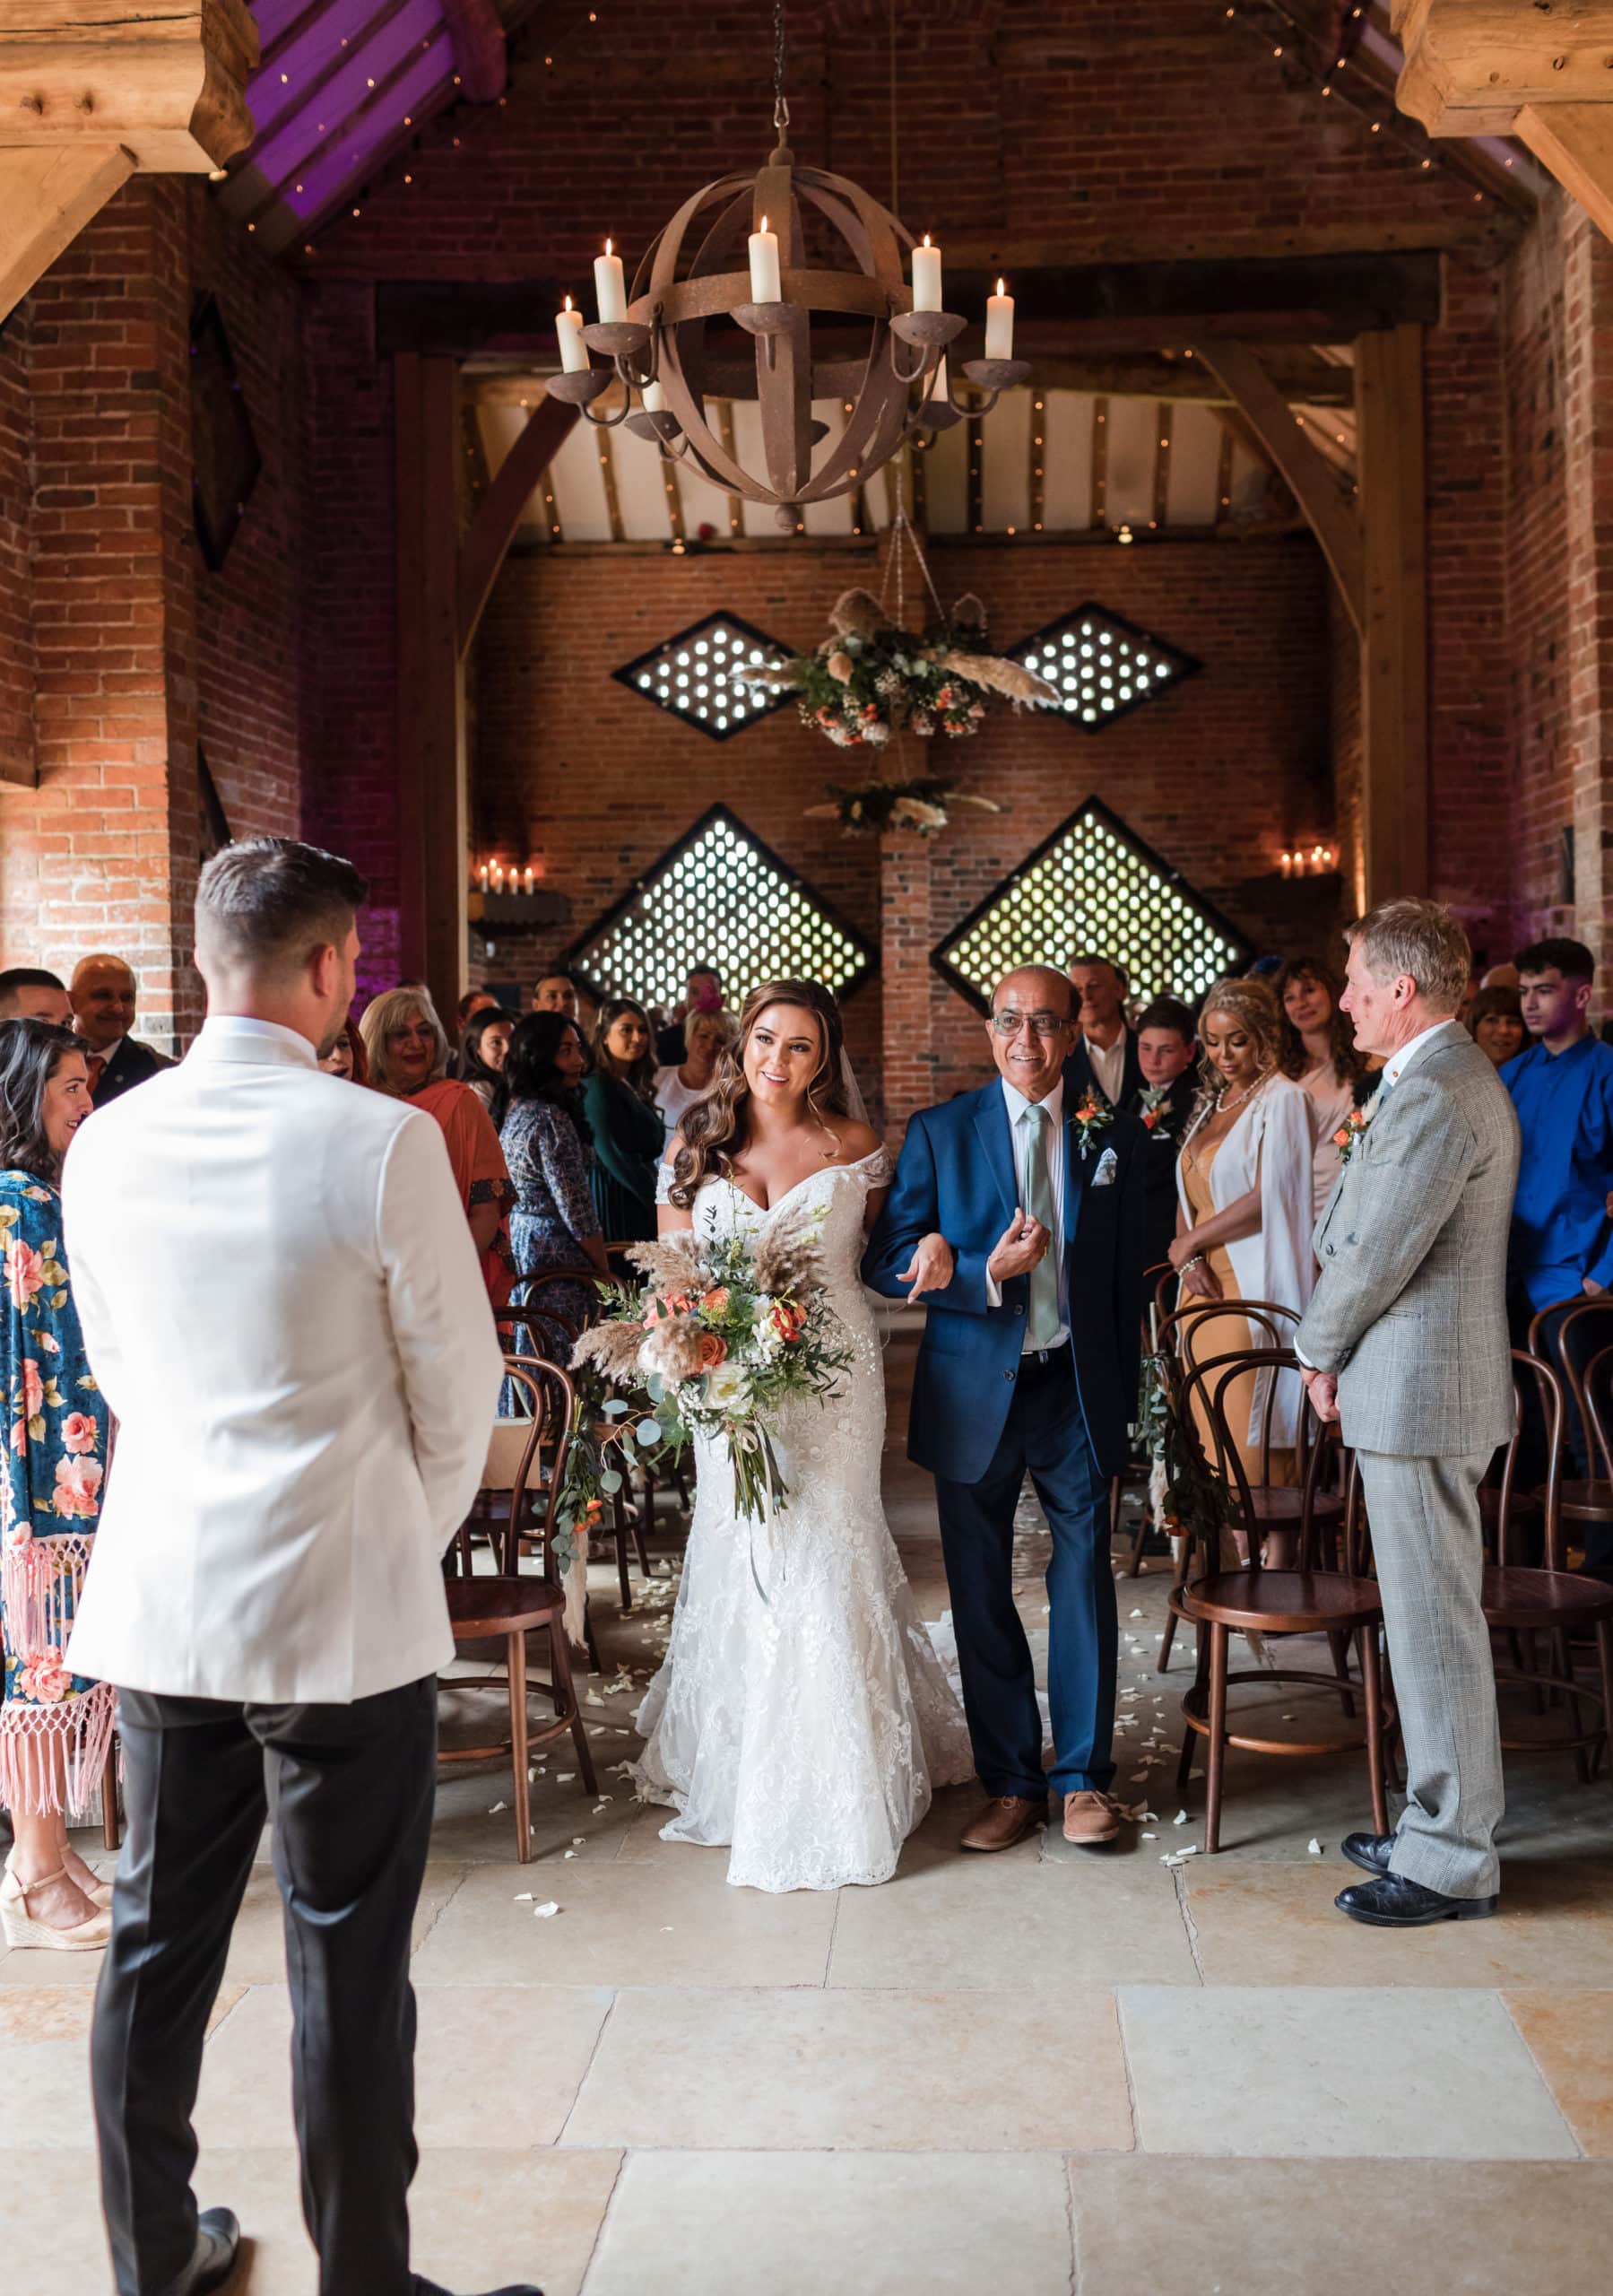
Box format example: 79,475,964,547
1062,1790,1122,1846
959,1796,1046,1852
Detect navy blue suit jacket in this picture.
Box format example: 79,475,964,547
862,1081,1147,1485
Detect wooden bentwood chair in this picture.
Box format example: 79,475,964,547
439,1357,597,1861
1173,1346,1394,1853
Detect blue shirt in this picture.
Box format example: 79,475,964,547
1502,1033,1613,1309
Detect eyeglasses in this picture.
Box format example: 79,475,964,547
991,1010,1070,1039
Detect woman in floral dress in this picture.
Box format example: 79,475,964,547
501,1011,608,1360
0,1018,114,1951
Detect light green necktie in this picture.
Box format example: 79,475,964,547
1021,1100,1062,1348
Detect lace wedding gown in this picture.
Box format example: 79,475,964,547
633,1149,973,1892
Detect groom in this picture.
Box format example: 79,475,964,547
864,965,1146,1849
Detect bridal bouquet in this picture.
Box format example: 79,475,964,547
569,1208,853,1532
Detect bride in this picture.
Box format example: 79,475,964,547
633,978,972,1892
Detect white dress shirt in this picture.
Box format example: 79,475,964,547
1085,1031,1127,1108
1378,1018,1454,1091
64,1013,506,1702
984,1075,1070,1349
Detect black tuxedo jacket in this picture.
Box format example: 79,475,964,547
89,1035,171,1106
1062,1029,1145,1111
1125,1069,1201,1278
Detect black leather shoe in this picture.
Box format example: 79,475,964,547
1340,1831,1395,1879
163,2211,241,2296
412,2281,543,2295
1336,1873,1497,1927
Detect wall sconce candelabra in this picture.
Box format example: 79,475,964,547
1279,844,1338,879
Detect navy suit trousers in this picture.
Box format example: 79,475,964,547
934,1350,1116,1799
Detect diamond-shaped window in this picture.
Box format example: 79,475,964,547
611,613,793,743
932,796,1249,1014
565,804,875,1012
1008,604,1200,730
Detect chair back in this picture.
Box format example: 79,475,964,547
1581,1343,1613,1492
1496,1348,1566,1569
504,1266,601,1359
1527,1295,1613,1467
497,1355,577,1577
1175,1345,1336,1574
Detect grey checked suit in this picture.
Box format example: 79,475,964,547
1297,1022,1519,1898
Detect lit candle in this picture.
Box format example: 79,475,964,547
912,233,942,313
594,237,626,324
492,862,505,891
642,378,666,413
1279,852,1292,879
556,294,588,373
748,213,781,303
524,865,535,891
478,863,490,891
984,276,1014,361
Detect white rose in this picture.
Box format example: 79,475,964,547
704,1361,751,1414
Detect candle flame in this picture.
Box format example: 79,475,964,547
758,213,769,232
996,276,1006,296
923,232,932,248
604,237,613,257
563,293,573,311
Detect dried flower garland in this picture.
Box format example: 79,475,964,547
802,778,1002,839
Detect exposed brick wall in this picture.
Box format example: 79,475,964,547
473,533,1331,1110
0,182,311,1049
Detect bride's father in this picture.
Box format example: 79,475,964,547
863,965,1145,1850
1296,899,1518,1928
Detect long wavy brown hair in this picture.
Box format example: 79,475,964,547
1273,954,1368,1089
668,978,849,1209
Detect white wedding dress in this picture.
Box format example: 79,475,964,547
633,1149,974,1892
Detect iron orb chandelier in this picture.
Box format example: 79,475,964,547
547,118,1031,534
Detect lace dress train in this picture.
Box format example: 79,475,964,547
632,1151,973,1892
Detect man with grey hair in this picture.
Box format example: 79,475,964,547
1296,897,1518,1927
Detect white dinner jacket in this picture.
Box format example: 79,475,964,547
63,1016,505,1703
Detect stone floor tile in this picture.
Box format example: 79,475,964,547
1071,2155,1613,2294
0,1983,244,2151
583,2149,1074,2295
1184,1855,1613,1988
0,2148,113,2292
410,1851,837,1989
195,1981,613,2149
1119,1985,1579,2158
828,1825,1198,1988
562,1986,1132,2152
1506,1990,1613,2157
222,1860,468,1984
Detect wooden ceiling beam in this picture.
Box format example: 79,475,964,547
258,61,454,256
457,390,580,657
441,0,507,103
221,0,419,217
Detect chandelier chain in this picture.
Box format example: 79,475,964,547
773,0,790,134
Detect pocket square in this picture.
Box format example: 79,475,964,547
1093,1147,1119,1187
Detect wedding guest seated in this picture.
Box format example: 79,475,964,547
1468,983,1526,1069
1276,954,1371,1215
0,967,73,1025
0,1017,114,1952
360,987,516,1308
583,997,663,1247
455,988,499,1037
70,953,171,1104
1170,977,1317,1502
1129,996,1200,1280
457,1004,514,1126
318,1016,369,1083
532,972,579,1020
654,1005,733,1144
501,1012,608,1358
655,963,724,1066
1065,952,1142,1107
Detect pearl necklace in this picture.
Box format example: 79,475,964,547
1214,1068,1271,1117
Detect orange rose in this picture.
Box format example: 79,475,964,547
700,1287,730,1316
697,1332,728,1370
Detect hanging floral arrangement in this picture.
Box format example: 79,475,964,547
735,513,1058,751
802,778,1002,839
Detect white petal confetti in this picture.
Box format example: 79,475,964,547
533,1901,560,1918
1174,1810,1188,1825
563,1850,577,1860
1129,1609,1143,1619
1140,1831,1157,1840
1307,1838,1322,1856
558,1773,575,1782
514,1892,533,1901
488,1802,507,1813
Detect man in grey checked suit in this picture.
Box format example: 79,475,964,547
1296,898,1519,1927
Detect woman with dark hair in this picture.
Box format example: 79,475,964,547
1275,954,1371,1216
581,995,663,1245
0,1019,114,1951
1468,982,1527,1069
500,1012,608,1356
635,979,971,1893
458,1004,514,1126
318,1013,369,1085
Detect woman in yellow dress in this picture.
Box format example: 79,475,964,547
1169,978,1318,1513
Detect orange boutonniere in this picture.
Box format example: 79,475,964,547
1071,1094,1116,1160
1332,1100,1378,1165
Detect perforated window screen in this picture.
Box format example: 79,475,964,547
1008,604,1200,729
932,797,1249,1013
565,806,875,1012
611,614,794,743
